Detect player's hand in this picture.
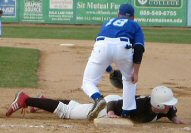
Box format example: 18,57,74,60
132,63,140,84
172,117,188,124
107,111,120,118
131,73,138,84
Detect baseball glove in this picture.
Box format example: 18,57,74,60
109,70,123,89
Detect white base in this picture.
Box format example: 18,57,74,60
94,118,134,128
59,43,75,47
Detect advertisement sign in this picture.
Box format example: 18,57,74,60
134,0,187,26
0,0,189,26
20,0,45,23
0,0,16,17
75,0,129,24
188,0,191,26
47,0,74,24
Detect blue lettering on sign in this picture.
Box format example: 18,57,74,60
0,0,16,17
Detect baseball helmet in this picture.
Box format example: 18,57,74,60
150,86,178,109
119,3,134,17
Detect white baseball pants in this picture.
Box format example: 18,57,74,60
54,95,122,119
82,37,137,111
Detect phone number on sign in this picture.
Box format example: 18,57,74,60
140,10,177,16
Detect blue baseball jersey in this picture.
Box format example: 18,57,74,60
98,17,145,46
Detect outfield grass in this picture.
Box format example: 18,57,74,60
0,47,40,88
0,25,190,88
3,26,99,40
3,25,191,44
145,29,191,44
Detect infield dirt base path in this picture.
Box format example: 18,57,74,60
0,38,191,133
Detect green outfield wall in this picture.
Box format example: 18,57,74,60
188,0,191,26
0,0,189,27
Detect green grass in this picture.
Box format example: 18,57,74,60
0,25,191,88
0,47,40,88
3,26,100,40
144,29,191,44
2,25,191,44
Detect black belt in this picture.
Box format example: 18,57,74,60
96,37,132,49
96,37,129,42
96,37,105,41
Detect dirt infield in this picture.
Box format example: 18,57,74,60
0,38,191,133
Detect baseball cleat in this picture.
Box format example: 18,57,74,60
6,91,29,117
87,97,106,120
30,94,45,113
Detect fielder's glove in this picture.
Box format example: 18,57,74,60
109,70,123,89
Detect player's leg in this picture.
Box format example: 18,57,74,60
82,61,109,120
68,94,122,120
117,64,137,117
121,79,137,116
26,98,70,113
24,97,92,119
81,41,112,120
5,91,70,117
30,94,46,113
68,102,93,119
5,91,94,119
82,62,109,98
54,100,107,119
82,41,111,98
71,97,118,119
114,43,136,117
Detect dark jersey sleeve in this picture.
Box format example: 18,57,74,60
157,106,177,121
167,106,177,120
133,44,145,64
107,96,160,123
107,100,123,116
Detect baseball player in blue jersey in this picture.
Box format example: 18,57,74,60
81,3,145,120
